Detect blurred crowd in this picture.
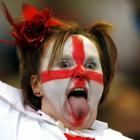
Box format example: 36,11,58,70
0,0,140,139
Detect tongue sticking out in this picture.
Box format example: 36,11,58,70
68,96,90,119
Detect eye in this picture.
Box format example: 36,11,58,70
85,61,96,70
59,59,72,69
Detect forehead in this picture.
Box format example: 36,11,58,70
63,35,100,57
42,35,100,70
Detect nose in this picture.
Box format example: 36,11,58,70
73,65,87,80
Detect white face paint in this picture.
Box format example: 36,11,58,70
40,35,104,129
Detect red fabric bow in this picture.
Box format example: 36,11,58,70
64,133,95,140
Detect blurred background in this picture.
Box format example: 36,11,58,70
0,0,140,139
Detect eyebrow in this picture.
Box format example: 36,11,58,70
61,54,72,60
85,56,97,61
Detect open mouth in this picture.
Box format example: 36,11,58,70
67,88,89,120
67,88,88,99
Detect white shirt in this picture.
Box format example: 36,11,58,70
0,81,133,140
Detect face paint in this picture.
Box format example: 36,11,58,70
40,35,104,129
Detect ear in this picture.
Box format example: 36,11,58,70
30,75,43,97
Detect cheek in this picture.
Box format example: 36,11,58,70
89,80,104,107
42,79,70,105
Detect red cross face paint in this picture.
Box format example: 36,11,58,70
40,35,104,129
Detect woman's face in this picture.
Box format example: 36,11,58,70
39,34,104,129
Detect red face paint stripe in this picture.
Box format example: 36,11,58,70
87,71,104,84
40,70,73,83
72,36,86,88
73,80,85,88
40,68,103,84
72,36,85,65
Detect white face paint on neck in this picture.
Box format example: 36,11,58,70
40,34,104,129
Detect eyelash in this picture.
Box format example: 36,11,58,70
85,60,96,70
59,59,73,69
58,59,96,70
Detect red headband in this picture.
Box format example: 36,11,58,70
0,2,63,48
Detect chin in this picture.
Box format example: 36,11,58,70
61,111,96,130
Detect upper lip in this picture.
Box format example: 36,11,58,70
67,88,88,99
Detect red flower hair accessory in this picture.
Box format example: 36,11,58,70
0,2,63,48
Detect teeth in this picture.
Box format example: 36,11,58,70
67,88,87,99
74,88,85,91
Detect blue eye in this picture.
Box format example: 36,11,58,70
59,60,72,69
85,61,96,70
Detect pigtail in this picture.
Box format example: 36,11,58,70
88,22,117,102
